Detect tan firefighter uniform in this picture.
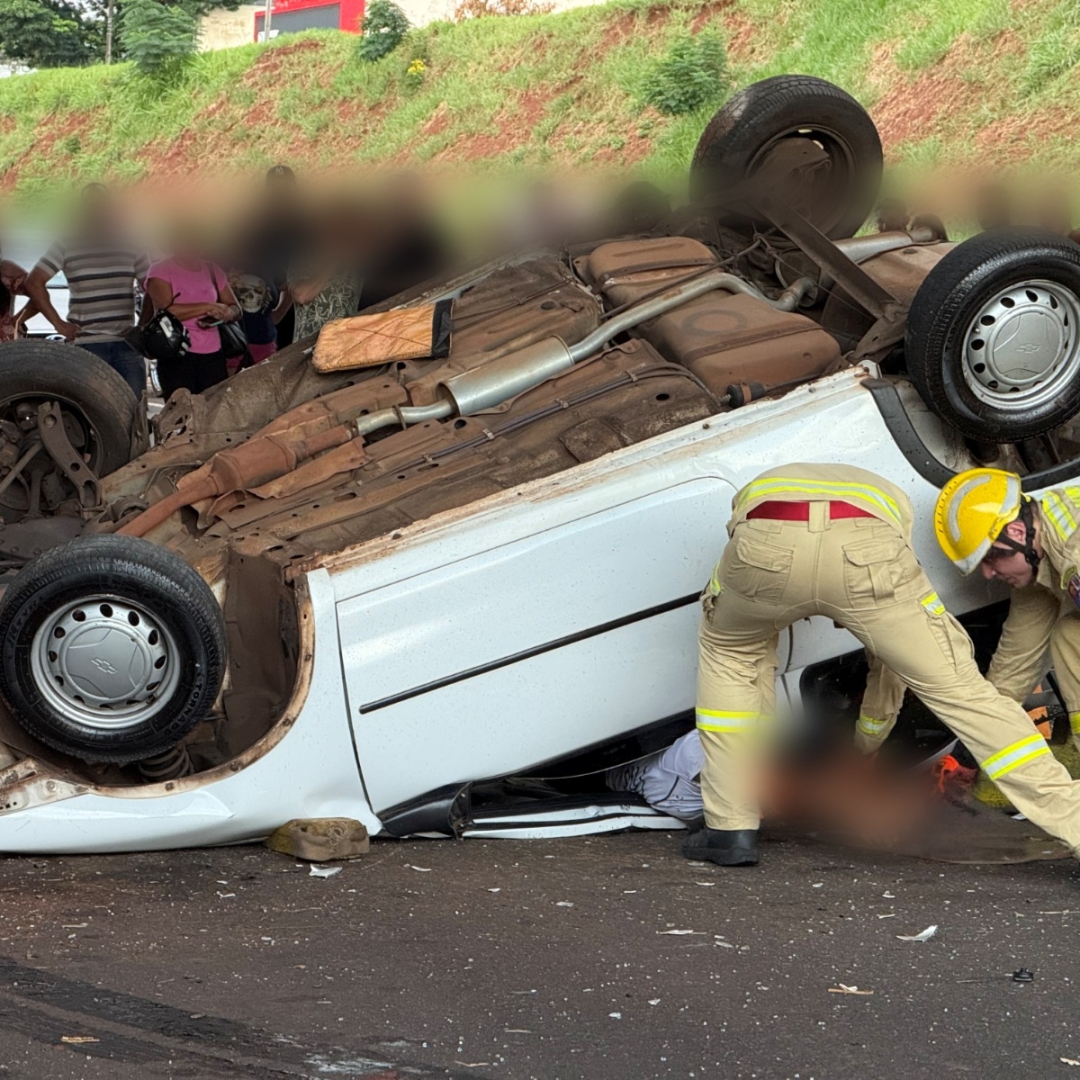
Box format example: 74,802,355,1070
858,485,1080,755
697,463,1080,855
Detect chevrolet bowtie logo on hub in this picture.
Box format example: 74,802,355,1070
92,658,118,675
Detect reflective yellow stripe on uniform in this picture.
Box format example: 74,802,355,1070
707,565,723,596
1070,711,1080,735
856,713,889,736
737,477,903,525
920,592,946,616
981,733,1052,780
1041,491,1079,542
696,708,758,733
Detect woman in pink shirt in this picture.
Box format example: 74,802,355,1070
145,231,241,399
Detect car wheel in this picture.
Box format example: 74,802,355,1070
690,75,883,239
0,535,227,764
905,228,1080,443
0,340,139,519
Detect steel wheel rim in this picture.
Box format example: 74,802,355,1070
31,594,180,730
962,279,1080,409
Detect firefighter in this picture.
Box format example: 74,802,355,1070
934,469,1080,752
855,470,1080,759
685,462,1080,867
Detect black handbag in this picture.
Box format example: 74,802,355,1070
217,318,248,360
207,263,249,361
125,308,189,363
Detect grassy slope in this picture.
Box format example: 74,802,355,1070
1,0,1079,204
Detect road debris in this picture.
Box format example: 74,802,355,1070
1061,1057,1080,1066
60,1036,99,1044
408,866,433,872
1012,968,1035,983
877,913,896,919
896,925,938,942
828,984,873,995
265,818,370,862
308,865,342,879
657,929,702,936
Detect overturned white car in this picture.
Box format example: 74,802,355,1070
0,76,1077,852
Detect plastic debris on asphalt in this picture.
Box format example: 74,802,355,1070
828,984,873,995
656,929,703,935
309,865,342,878
896,925,938,942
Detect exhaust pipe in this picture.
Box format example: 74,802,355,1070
360,268,815,430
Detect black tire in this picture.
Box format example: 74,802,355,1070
690,75,883,239
905,228,1080,442
0,339,139,478
0,535,227,764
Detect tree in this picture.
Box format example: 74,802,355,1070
357,0,409,63
119,0,196,75
0,0,103,68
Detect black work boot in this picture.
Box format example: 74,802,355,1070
681,827,759,867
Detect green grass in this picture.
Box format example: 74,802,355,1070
4,0,1080,207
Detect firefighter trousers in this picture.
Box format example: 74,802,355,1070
860,585,1080,754
697,511,1080,855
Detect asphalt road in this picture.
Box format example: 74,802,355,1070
0,829,1077,1080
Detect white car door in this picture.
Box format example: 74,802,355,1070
335,477,739,814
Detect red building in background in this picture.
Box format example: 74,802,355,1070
254,0,364,41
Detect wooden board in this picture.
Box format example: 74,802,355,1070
312,304,440,372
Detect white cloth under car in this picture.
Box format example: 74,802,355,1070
604,731,705,821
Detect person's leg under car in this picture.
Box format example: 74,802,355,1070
828,543,1080,856
1049,614,1080,753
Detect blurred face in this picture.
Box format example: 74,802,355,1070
79,183,114,232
